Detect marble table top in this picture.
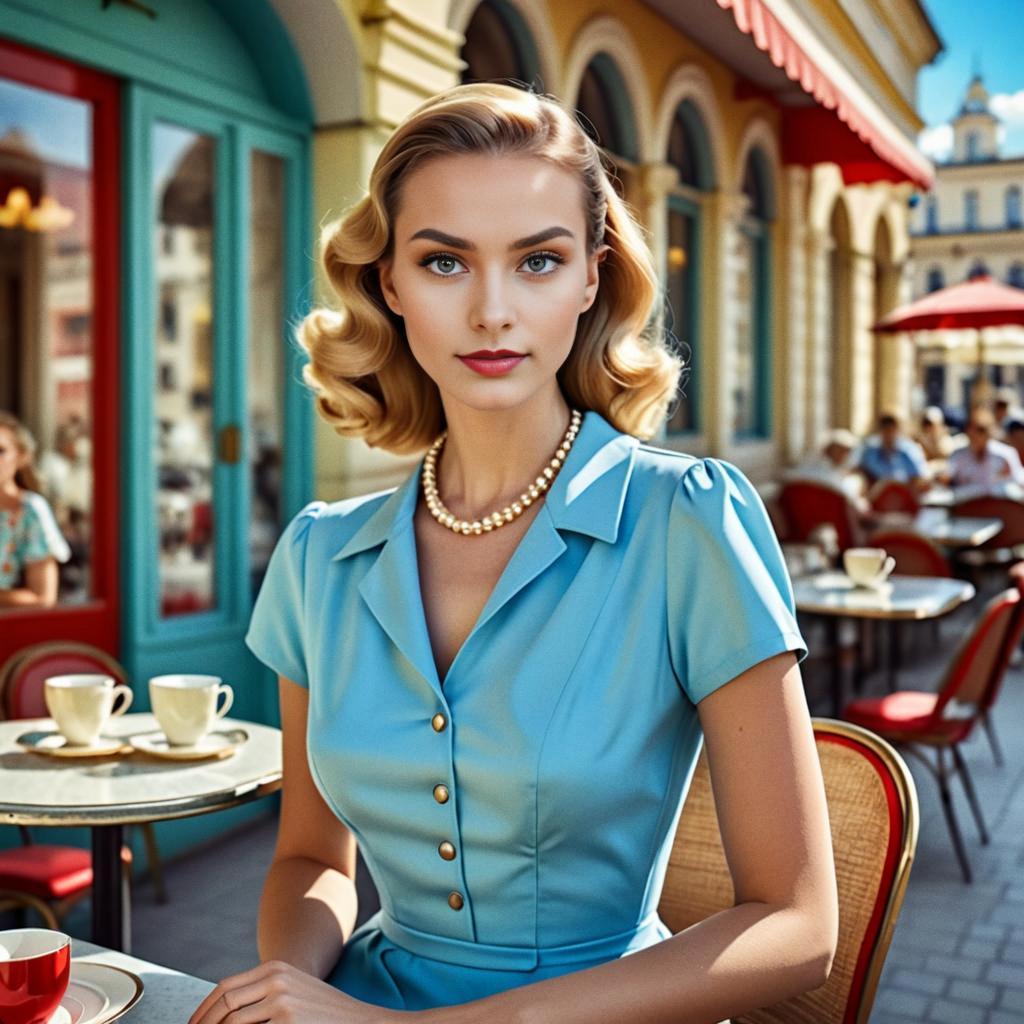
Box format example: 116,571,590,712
0,713,281,827
70,938,214,1023
793,572,976,620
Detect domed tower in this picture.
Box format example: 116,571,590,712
952,74,1000,162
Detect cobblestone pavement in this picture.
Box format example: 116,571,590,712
47,579,1024,1021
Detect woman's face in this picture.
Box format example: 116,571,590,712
0,427,26,487
377,153,606,415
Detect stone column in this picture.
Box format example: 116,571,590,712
782,165,810,464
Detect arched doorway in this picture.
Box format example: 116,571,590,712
573,53,638,197
460,0,542,87
664,100,715,437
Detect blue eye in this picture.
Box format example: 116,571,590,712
521,252,563,275
420,253,465,276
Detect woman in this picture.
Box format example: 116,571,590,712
0,412,71,609
191,83,837,1024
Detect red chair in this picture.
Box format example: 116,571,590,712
869,480,921,516
778,478,866,553
0,642,168,924
842,588,1024,883
869,529,953,578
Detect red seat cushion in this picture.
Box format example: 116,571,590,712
0,845,92,900
844,691,968,742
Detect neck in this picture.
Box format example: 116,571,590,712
434,390,574,519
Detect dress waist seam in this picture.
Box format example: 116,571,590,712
375,908,669,972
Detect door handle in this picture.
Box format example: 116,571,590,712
218,424,241,464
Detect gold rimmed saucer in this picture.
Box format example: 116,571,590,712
48,960,144,1023
128,727,248,761
17,731,132,759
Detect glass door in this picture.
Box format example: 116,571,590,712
0,39,120,662
124,84,309,720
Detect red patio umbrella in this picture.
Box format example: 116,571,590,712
873,276,1024,405
873,276,1024,333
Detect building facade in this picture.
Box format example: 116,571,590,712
0,0,938,857
909,74,1024,412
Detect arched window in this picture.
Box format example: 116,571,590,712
574,53,637,195
926,195,939,234
733,148,774,440
965,189,980,230
1007,185,1022,229
664,100,714,437
926,266,945,293
460,0,540,87
968,260,989,281
1008,263,1024,289
966,132,979,161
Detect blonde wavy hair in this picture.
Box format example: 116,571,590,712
298,82,683,454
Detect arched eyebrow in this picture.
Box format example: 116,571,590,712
408,226,575,250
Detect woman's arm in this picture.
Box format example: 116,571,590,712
0,558,58,607
256,676,361,977
425,651,838,1024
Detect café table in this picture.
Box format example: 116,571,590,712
64,937,214,1023
793,572,976,716
872,507,1003,549
0,712,281,955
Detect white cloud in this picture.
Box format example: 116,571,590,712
991,89,1024,127
918,123,953,160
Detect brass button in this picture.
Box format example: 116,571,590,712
438,841,457,861
433,784,450,804
448,891,464,911
431,713,447,732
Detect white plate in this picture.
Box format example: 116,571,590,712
129,727,248,761
17,731,132,758
48,960,144,1024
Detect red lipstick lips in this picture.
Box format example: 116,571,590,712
457,350,526,377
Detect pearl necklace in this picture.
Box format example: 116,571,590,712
423,409,582,536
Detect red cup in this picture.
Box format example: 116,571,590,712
0,928,72,1024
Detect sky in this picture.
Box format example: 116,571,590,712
917,0,1024,160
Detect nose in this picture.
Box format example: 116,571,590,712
469,265,516,336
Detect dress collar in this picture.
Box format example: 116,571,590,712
332,409,639,561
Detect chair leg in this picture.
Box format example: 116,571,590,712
936,748,974,884
951,744,990,845
141,822,169,904
0,892,60,929
981,712,1004,768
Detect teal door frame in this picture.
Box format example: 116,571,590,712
666,192,702,436
123,83,312,726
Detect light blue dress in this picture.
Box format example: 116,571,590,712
0,490,71,588
244,409,807,1011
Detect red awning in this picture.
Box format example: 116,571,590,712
717,0,934,190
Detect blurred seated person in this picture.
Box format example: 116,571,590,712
993,388,1024,439
0,412,71,608
1004,418,1024,467
785,428,869,511
942,408,1024,497
857,411,930,493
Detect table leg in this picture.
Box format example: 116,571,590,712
91,824,131,953
887,620,902,693
824,616,843,718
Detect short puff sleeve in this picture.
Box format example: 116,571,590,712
244,501,325,688
667,458,807,706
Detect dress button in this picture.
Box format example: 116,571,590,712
448,891,464,911
433,784,450,804
432,713,447,732
438,841,457,861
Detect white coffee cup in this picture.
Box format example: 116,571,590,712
44,674,134,746
843,547,897,588
149,674,234,746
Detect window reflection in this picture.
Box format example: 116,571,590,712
0,76,92,609
153,123,216,618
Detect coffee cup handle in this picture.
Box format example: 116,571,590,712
110,685,134,717
215,685,234,720
881,555,896,577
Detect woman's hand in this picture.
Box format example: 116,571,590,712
187,960,403,1024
